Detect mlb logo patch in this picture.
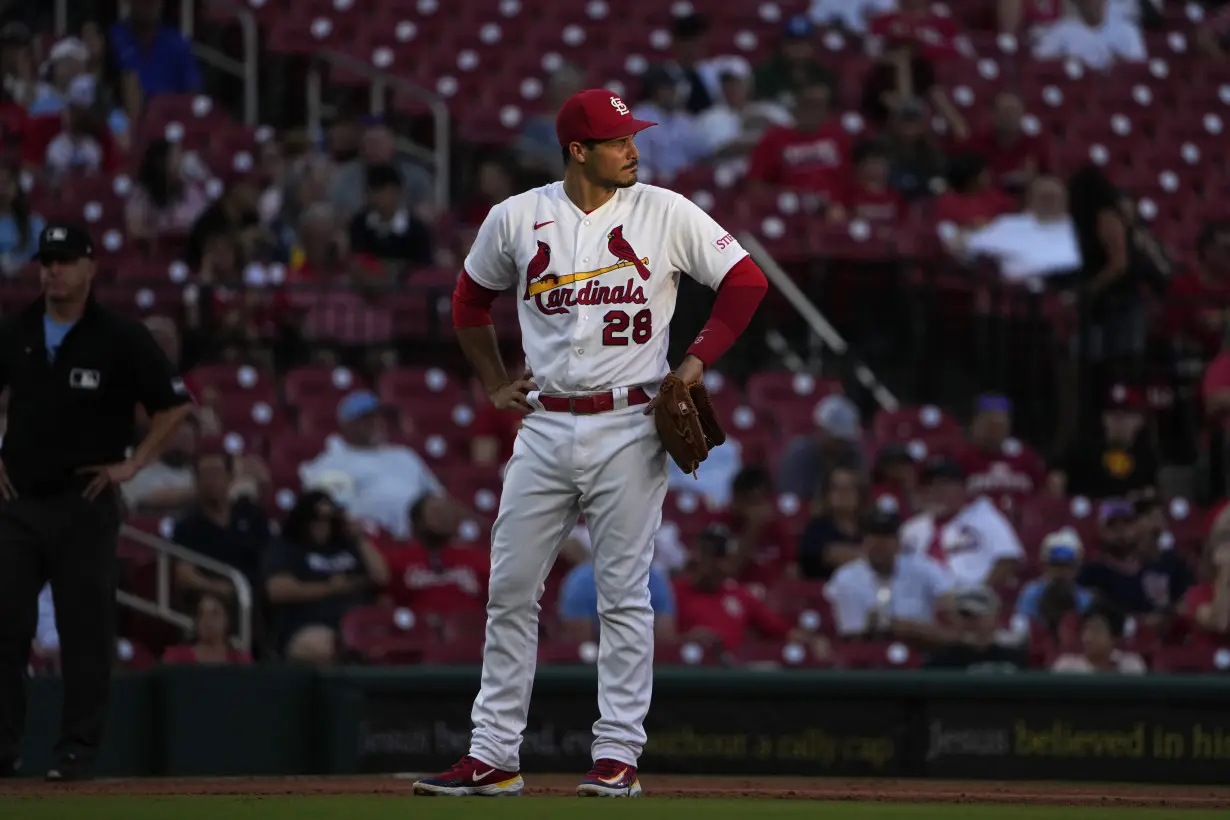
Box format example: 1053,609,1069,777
69,368,101,389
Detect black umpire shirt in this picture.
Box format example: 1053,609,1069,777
0,294,192,496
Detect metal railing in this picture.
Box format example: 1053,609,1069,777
740,231,901,413
118,523,255,653
307,50,452,213
59,0,260,126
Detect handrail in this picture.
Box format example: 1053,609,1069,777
739,231,900,412
109,0,260,126
307,50,451,213
120,523,254,652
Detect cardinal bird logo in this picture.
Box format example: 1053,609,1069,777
523,240,555,300
607,225,652,281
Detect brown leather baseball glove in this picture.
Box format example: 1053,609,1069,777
651,375,727,475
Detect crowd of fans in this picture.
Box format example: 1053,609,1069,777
3,0,1230,676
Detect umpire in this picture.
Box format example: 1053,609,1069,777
0,223,192,781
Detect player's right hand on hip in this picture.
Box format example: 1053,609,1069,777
490,378,539,414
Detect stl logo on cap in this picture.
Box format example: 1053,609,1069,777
610,96,630,116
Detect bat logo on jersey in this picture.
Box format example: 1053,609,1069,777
521,229,650,316
607,225,651,280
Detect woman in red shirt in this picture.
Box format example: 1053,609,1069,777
162,592,253,664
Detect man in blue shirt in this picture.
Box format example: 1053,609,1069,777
110,0,201,101
1015,527,1095,631
558,552,677,642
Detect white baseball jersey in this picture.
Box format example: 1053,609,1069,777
463,181,747,394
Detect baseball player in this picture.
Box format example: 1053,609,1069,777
413,89,767,798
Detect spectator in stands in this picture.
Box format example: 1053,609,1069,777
1049,384,1159,498
698,61,792,159
652,13,720,115
161,592,253,664
926,586,1030,671
300,390,445,539
956,175,1082,284
754,15,837,108
515,63,584,178
870,443,920,515
672,525,824,654
797,464,866,579
1067,164,1142,391
186,167,262,269
1032,0,1146,71
380,494,488,615
0,22,36,109
1180,532,1230,648
125,137,210,242
899,456,1025,587
826,507,954,644
935,152,1017,233
1078,498,1192,619
962,92,1051,193
558,534,677,643
862,0,968,138
0,160,42,276
668,436,742,508
808,0,897,35
122,420,198,514
630,68,708,181
348,163,433,269
172,448,272,604
264,490,389,665
747,76,850,201
1165,220,1230,360
110,0,201,117
458,154,517,232
1051,602,1147,673
959,394,1047,515
778,394,865,499
28,37,89,116
329,118,433,220
829,139,904,225
717,467,795,584
882,96,947,201
1015,528,1095,635
287,201,346,281
22,75,119,181
256,134,288,228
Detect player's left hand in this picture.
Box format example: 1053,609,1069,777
642,355,704,416
77,459,142,500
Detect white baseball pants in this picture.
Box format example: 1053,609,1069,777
469,399,666,770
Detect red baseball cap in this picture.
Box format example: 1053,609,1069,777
556,89,657,148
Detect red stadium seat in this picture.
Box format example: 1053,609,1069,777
340,605,436,665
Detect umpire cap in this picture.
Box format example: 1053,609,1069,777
37,222,95,264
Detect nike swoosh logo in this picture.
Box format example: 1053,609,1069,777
598,767,628,785
534,221,554,230
472,769,495,782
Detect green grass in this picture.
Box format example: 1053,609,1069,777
0,798,1225,820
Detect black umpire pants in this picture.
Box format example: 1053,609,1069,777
0,486,121,765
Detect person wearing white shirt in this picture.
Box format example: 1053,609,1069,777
962,175,1082,283
809,0,898,35
826,507,955,642
899,457,1025,588
299,390,443,539
696,63,794,158
1032,0,1146,71
1050,603,1148,674
632,70,711,181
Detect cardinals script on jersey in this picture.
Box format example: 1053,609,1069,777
466,181,745,394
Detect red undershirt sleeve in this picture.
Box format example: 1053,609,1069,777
686,256,768,366
452,270,501,328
